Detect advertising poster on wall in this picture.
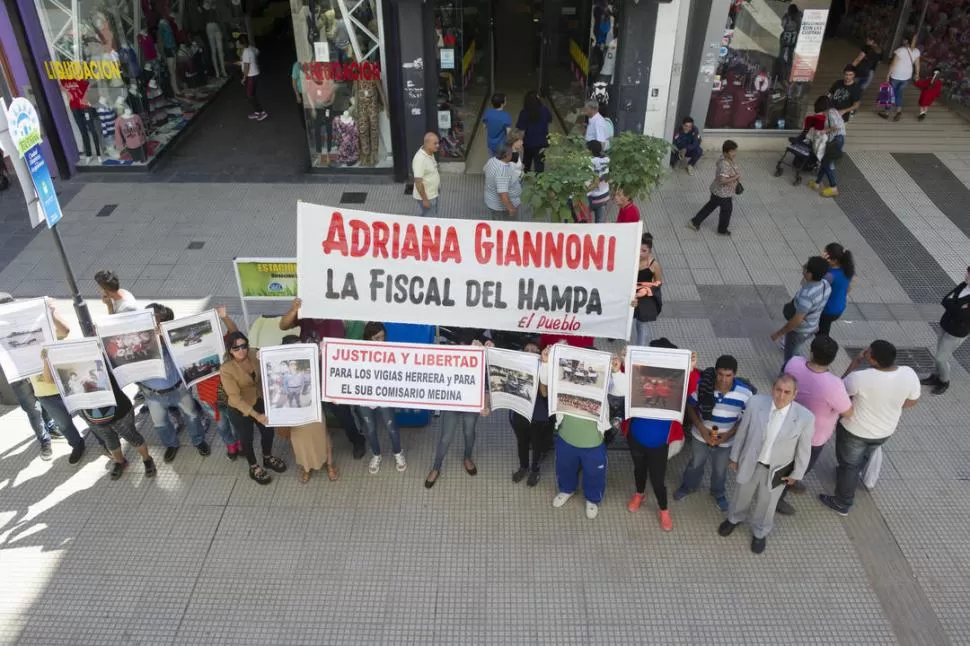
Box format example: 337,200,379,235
96,310,165,386
296,203,641,339
790,9,829,83
485,347,540,420
233,258,298,299
259,343,321,427
624,346,692,422
44,339,116,413
547,344,612,424
322,338,486,413
160,310,224,388
0,298,55,381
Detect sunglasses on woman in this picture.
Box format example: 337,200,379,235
231,343,249,351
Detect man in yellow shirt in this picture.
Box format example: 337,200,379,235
412,132,441,216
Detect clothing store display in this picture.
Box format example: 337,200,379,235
72,107,102,157
61,79,90,110
294,2,313,64
119,46,140,80
311,108,334,154
354,79,381,166
158,19,178,57
206,22,227,77
333,115,359,164
114,113,147,151
138,31,158,61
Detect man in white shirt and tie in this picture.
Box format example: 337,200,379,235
718,375,815,554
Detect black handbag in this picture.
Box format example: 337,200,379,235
783,300,796,320
735,181,744,195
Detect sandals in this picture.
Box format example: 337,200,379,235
298,468,311,484
424,469,440,489
263,455,287,473
326,464,339,481
249,464,272,485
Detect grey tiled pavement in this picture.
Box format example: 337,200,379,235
3,151,970,645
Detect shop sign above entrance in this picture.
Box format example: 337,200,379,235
301,61,382,82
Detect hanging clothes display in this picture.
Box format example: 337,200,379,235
353,79,382,166
333,115,359,164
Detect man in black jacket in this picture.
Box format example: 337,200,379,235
921,267,970,395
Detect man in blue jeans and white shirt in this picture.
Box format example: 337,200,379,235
140,303,210,463
674,355,756,511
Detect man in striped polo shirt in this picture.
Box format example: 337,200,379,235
673,355,756,511
483,143,521,219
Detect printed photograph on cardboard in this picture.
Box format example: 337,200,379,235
56,360,111,396
265,359,313,409
556,393,603,419
103,331,162,368
183,355,221,384
0,327,44,351
557,358,606,389
167,319,214,347
0,298,56,381
630,365,686,412
489,364,535,403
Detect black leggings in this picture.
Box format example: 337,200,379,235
312,107,334,152
523,146,546,173
817,312,840,337
510,413,553,471
226,400,274,466
628,434,669,509
691,194,733,233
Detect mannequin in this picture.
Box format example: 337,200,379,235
61,79,101,159
114,107,148,162
137,27,157,64
292,0,313,64
332,99,359,165
305,75,335,163
126,83,148,116
95,95,117,154
158,17,181,96
353,77,385,166
203,1,228,77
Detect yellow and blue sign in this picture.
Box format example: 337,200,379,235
4,98,63,229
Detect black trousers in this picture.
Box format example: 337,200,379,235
323,401,366,450
72,107,102,156
523,146,546,173
312,107,334,152
691,194,733,233
510,413,553,471
246,75,263,113
226,399,274,466
817,312,840,336
628,433,669,509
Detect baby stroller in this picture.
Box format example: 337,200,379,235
774,113,825,186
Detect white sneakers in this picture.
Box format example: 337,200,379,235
369,453,407,474
552,492,599,519
552,492,575,508
368,455,382,474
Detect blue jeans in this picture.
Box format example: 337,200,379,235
37,394,85,449
432,410,479,470
353,406,401,455
141,385,206,448
194,395,237,447
670,145,702,167
415,196,439,217
680,434,731,498
10,378,50,446
834,422,887,509
858,68,876,91
633,319,652,346
816,134,844,187
555,435,608,504
589,199,606,224
889,78,908,109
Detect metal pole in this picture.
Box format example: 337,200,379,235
50,223,95,338
915,0,929,44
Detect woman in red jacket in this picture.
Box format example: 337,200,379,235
914,69,943,121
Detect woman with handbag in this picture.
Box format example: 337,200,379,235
632,232,663,346
807,96,846,198
879,36,920,122
624,340,699,532
220,331,287,485
687,140,740,236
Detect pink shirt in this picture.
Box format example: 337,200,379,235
783,356,851,446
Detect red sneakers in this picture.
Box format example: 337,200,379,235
658,509,673,532
627,493,645,513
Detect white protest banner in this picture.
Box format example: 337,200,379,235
44,339,115,413
296,203,641,339
260,343,321,427
322,339,485,412
486,347,540,420
161,310,224,388
625,346,693,422
548,344,611,423
96,310,165,386
0,297,55,381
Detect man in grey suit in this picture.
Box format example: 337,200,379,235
717,375,815,554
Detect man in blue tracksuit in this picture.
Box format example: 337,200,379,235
670,116,703,174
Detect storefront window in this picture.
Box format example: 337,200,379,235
433,0,490,161
706,0,830,131
33,0,229,167
292,0,391,169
